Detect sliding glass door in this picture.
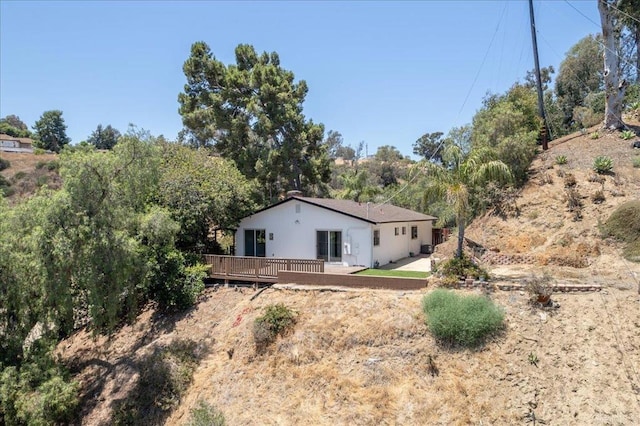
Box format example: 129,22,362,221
244,229,266,257
316,230,342,262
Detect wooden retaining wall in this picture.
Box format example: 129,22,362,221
277,271,428,290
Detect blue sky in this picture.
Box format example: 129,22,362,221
1,1,601,157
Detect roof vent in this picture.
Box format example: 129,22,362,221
286,190,303,198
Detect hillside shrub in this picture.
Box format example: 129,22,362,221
593,156,613,174
565,188,583,220
0,174,10,195
563,173,576,187
591,189,605,204
436,254,489,280
590,131,600,140
422,289,505,347
253,304,297,352
632,157,640,168
620,130,635,140
0,347,79,425
0,157,10,171
601,200,640,262
36,160,60,171
188,400,226,426
11,171,26,182
555,155,567,165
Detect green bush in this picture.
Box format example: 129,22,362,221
422,289,505,347
554,155,567,165
0,157,10,171
11,171,27,182
632,157,640,168
188,400,226,426
253,304,297,351
590,131,600,140
35,160,60,171
593,156,613,174
601,200,640,262
436,254,489,280
620,130,636,140
0,350,79,425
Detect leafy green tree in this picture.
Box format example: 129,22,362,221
0,115,31,138
374,145,404,163
158,143,257,253
178,41,331,200
87,124,121,149
335,145,356,161
554,35,603,131
413,132,445,162
422,143,512,258
323,130,344,160
337,169,380,202
32,110,71,152
472,84,539,186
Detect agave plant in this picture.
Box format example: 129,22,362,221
593,156,613,174
620,130,636,140
555,155,567,165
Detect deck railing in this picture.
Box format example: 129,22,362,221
203,254,324,281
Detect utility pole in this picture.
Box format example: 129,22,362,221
529,0,549,150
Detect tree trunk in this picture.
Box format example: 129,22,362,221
456,219,465,259
599,0,627,130
636,22,640,84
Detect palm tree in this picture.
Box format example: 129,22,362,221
423,143,512,258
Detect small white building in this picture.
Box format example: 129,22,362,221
235,195,436,268
0,134,34,153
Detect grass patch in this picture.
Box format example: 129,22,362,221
422,289,505,348
601,200,640,262
187,400,226,426
356,269,428,279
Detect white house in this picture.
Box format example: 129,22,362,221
235,195,436,268
0,134,33,153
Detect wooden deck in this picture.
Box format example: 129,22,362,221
203,254,324,283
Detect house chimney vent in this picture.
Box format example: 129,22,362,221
286,190,303,198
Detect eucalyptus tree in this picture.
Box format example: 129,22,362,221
599,0,629,129
422,143,512,258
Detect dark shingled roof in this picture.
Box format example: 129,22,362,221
251,196,437,224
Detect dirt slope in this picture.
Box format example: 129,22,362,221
436,119,640,285
59,285,640,425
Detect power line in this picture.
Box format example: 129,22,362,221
457,1,509,120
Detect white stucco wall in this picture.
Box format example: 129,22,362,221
235,200,374,267
371,221,433,267
235,199,434,268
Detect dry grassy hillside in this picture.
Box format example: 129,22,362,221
59,285,640,425
0,151,61,200
436,117,640,285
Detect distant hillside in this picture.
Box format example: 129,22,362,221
0,151,61,200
